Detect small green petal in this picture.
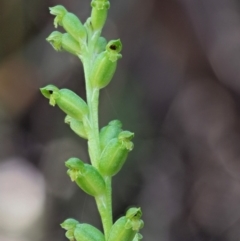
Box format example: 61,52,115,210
49,5,67,27
61,218,79,230
46,31,63,51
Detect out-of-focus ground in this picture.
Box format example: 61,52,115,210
1,0,240,240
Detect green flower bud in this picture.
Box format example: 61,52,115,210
46,31,81,55
65,158,106,197
50,5,87,42
40,85,89,121
90,39,122,89
98,131,134,176
90,0,110,31
95,36,107,54
108,207,143,241
65,115,88,139
99,120,122,150
74,223,105,241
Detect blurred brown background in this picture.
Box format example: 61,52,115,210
1,0,240,240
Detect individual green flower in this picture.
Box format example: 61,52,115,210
46,31,81,55
50,5,87,42
65,158,106,197
40,85,89,121
98,130,134,176
107,208,143,241
90,0,110,31
90,39,122,89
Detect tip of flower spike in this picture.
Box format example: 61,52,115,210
91,0,110,10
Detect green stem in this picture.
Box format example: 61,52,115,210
83,58,100,168
82,26,114,238
105,176,113,236
83,48,113,238
95,188,112,238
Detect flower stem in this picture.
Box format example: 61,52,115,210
83,57,100,168
83,49,113,239
95,189,112,238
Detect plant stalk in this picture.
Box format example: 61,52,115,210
83,52,113,239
